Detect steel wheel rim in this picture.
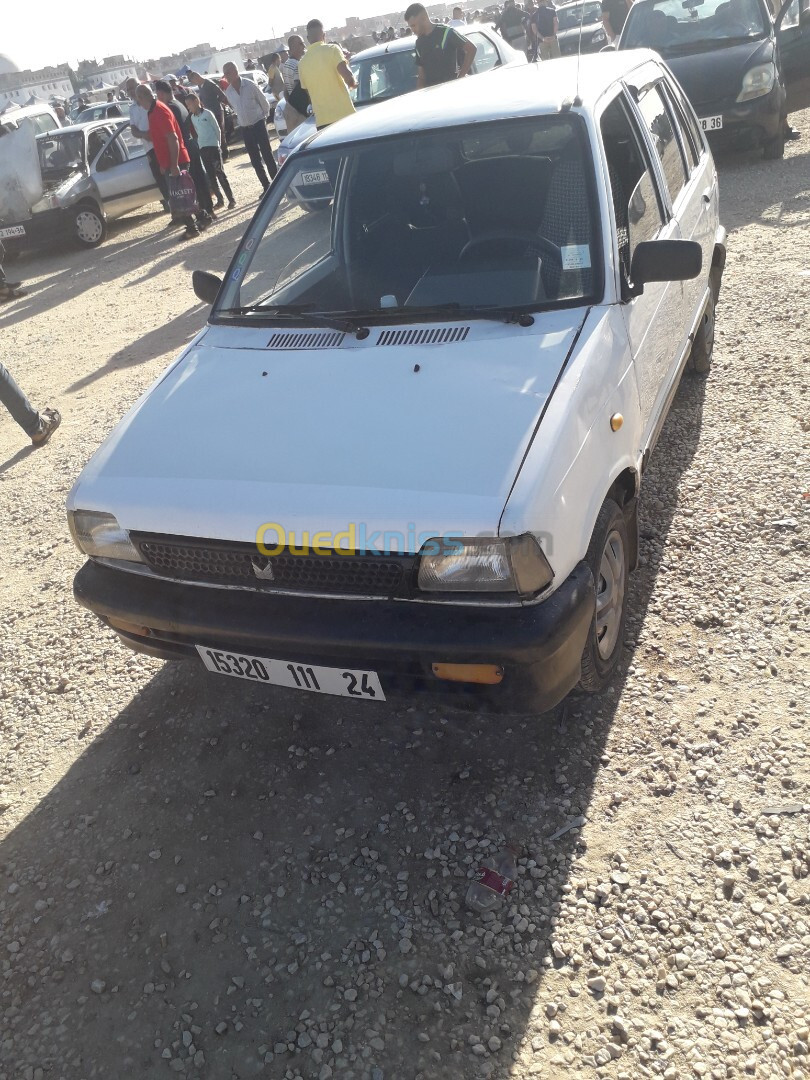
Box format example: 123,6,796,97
76,211,102,243
595,527,625,660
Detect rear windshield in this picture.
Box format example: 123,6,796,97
623,0,770,51
216,114,601,325
350,49,419,104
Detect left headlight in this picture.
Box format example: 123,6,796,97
68,509,143,562
592,28,607,42
417,534,553,597
736,63,776,102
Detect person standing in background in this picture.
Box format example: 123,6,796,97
449,6,467,26
601,0,630,41
188,70,231,161
265,53,286,99
185,92,235,210
155,81,215,223
533,0,561,59
125,78,169,211
281,36,309,133
223,61,277,191
297,19,357,130
495,0,528,54
136,83,204,240
405,3,477,88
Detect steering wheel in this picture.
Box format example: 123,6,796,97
459,229,562,266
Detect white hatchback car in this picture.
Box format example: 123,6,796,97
69,51,725,714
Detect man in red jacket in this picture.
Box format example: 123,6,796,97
136,84,205,240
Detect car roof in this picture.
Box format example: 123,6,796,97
313,49,660,148
36,119,126,138
350,22,495,62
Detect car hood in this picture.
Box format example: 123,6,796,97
69,311,587,551
657,36,773,107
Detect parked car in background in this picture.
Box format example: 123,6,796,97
70,51,725,715
0,102,61,136
556,0,609,53
74,101,127,124
0,120,161,251
277,24,528,206
617,0,810,158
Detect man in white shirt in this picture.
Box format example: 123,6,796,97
449,6,467,26
125,77,169,209
222,61,277,191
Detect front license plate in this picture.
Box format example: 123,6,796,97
196,645,385,701
700,115,723,132
0,225,26,238
300,170,330,185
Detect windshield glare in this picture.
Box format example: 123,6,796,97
623,0,769,50
557,3,604,29
217,116,599,322
350,50,419,103
38,132,86,174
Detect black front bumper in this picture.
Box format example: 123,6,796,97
1,208,74,252
73,560,595,714
700,85,783,151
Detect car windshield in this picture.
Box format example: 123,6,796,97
37,131,86,175
216,115,599,324
350,49,419,104
622,0,770,52
557,2,604,29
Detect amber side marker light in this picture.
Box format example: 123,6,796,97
610,413,624,431
431,663,504,685
107,617,151,637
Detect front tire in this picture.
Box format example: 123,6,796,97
579,498,629,692
763,127,785,160
74,204,106,247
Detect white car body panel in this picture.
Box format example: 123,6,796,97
68,311,586,550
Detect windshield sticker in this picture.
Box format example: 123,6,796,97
231,268,242,281
561,245,592,271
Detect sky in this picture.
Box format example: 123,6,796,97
3,0,403,71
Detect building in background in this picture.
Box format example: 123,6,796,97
0,64,73,107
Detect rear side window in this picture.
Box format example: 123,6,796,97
636,83,687,204
600,94,666,276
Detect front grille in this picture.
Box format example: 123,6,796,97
133,534,413,597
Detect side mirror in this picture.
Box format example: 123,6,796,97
192,269,222,305
627,239,702,298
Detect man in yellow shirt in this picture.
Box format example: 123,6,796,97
298,19,357,129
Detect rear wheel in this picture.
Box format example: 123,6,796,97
74,204,106,247
579,498,629,692
687,290,715,375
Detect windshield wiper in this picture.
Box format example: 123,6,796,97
344,302,538,326
218,303,370,337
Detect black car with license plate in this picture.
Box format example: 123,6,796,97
617,0,810,159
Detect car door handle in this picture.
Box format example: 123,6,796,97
701,188,712,205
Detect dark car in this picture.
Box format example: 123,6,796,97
618,0,810,158
556,0,609,53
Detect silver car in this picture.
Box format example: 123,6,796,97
0,119,162,250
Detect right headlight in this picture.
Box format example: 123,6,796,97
68,509,143,562
417,534,553,597
736,63,776,102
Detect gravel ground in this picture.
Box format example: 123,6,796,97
0,118,808,1080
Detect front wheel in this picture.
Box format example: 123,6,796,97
579,498,629,692
74,205,107,247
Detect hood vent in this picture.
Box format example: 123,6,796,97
266,330,346,350
377,326,470,347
